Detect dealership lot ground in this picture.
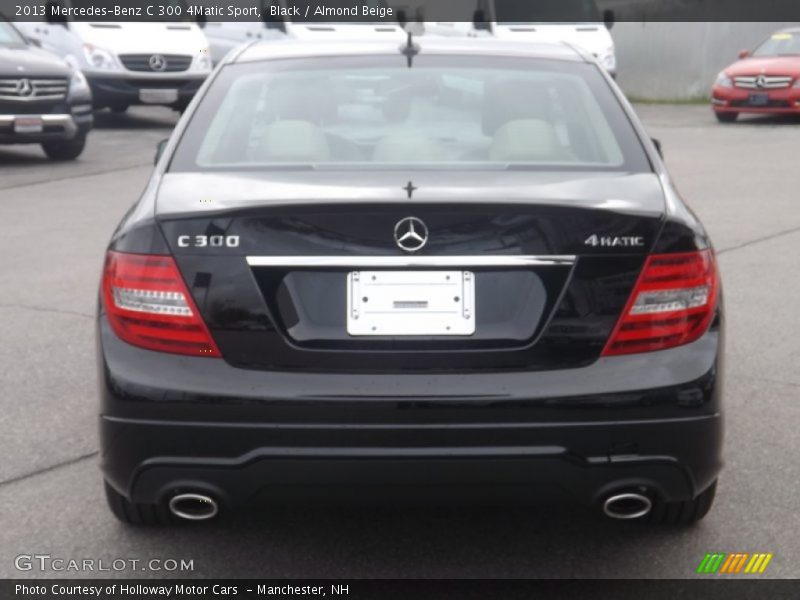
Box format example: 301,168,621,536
1,105,798,578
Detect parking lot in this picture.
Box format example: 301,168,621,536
1,104,798,579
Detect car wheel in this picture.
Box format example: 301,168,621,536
648,480,717,525
41,135,87,161
104,481,173,526
715,112,738,123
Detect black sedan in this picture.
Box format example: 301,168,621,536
97,39,723,526
0,18,92,159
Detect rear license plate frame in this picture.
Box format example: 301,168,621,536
346,270,475,336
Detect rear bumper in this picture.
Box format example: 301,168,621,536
103,414,721,508
98,318,724,509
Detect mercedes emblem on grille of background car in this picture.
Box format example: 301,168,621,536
756,74,767,88
394,217,429,252
15,78,34,97
149,54,167,71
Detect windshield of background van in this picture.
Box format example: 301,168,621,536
0,20,26,45
171,57,649,172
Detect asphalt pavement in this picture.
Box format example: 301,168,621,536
0,105,798,579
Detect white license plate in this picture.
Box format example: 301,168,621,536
347,270,475,336
139,89,178,104
14,117,43,134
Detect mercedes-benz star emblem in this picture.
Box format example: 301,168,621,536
15,78,34,97
755,75,767,89
149,54,167,72
394,217,429,253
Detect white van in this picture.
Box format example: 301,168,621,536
17,11,211,112
203,0,406,65
431,0,617,77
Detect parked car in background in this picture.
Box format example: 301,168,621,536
16,13,211,112
204,20,407,66
203,0,406,66
0,17,92,159
711,28,800,122
429,0,617,76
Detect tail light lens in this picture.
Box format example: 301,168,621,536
602,250,719,356
102,251,221,357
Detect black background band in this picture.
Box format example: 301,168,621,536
3,0,800,23
3,579,800,600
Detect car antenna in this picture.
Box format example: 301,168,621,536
396,9,420,68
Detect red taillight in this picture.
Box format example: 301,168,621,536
102,251,221,357
602,250,719,357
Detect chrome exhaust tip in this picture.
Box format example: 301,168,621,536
602,492,652,520
168,493,219,521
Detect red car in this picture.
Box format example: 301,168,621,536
711,28,800,122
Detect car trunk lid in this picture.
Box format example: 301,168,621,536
156,170,665,372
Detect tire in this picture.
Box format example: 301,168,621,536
104,481,173,526
715,112,738,123
648,480,717,526
41,135,87,161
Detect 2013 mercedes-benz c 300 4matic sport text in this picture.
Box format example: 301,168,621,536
97,38,723,526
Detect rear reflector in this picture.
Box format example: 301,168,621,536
102,251,221,357
602,250,719,356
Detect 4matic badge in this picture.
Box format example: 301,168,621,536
584,234,645,248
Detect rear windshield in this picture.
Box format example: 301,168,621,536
170,55,649,172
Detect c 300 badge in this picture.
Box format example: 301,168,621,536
177,235,240,248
